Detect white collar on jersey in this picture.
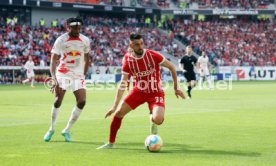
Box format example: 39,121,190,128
130,49,146,60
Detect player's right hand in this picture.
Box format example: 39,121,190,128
50,79,59,94
175,89,185,99
105,108,116,118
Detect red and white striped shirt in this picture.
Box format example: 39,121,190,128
122,49,165,93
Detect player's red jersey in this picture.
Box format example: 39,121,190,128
122,49,165,93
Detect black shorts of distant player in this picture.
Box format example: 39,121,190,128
184,71,196,82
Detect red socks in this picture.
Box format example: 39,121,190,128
109,116,122,144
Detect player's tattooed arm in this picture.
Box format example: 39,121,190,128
84,53,89,75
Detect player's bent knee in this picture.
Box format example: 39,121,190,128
114,110,125,118
77,100,86,109
114,111,122,118
54,99,62,108
153,117,164,125
54,103,61,108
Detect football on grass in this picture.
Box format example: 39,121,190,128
145,135,163,152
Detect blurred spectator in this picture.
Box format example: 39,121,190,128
40,59,46,67
105,66,111,74
95,67,100,74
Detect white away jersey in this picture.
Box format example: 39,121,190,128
24,61,35,72
51,33,90,78
198,56,209,69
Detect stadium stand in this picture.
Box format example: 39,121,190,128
0,0,275,84
0,15,183,83
46,0,123,6
164,18,275,66
156,0,171,8
173,0,274,9
0,16,180,66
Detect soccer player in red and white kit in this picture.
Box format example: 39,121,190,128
43,18,90,142
97,33,185,149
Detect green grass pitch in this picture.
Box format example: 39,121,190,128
0,81,276,166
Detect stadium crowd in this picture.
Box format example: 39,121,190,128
0,16,179,67
0,16,180,83
0,15,275,84
137,0,171,8
31,0,276,8
173,0,274,9
166,18,276,66
47,0,123,6
82,16,181,66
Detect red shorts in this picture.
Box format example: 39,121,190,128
124,89,165,112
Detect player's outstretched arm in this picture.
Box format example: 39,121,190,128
50,54,59,93
105,74,129,118
161,59,185,99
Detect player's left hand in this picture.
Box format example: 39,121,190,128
105,107,116,118
174,89,185,99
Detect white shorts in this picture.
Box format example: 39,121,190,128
57,77,85,92
199,68,210,77
27,71,35,78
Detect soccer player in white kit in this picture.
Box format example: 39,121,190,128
22,56,35,87
44,17,90,142
197,51,212,90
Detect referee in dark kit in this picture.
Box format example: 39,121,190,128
179,46,198,98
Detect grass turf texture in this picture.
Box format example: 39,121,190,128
0,81,276,166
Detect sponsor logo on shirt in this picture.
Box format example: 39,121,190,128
67,50,81,59
134,68,156,77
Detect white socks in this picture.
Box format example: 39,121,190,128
199,76,213,89
198,76,203,89
62,106,82,133
207,77,212,89
49,106,60,131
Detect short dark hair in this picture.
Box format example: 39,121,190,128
66,17,83,26
129,33,142,41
